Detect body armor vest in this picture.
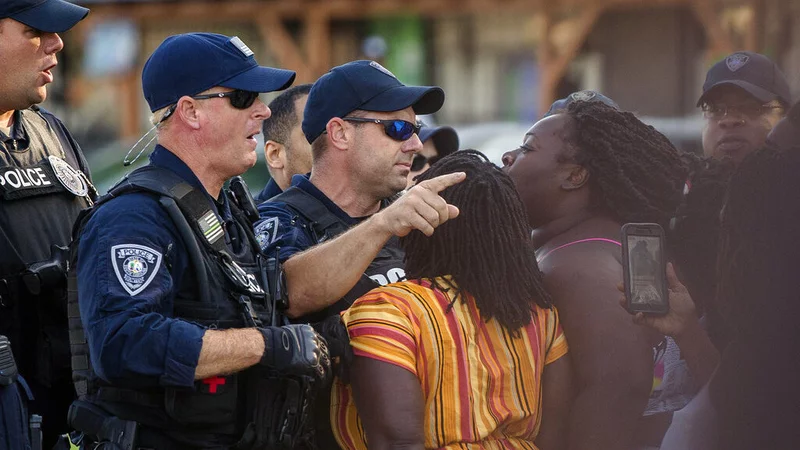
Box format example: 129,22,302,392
68,165,292,448
271,187,406,324
0,107,93,390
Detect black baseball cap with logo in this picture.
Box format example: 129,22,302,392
697,52,791,107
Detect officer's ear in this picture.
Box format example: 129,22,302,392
174,96,202,130
265,140,286,170
326,118,354,151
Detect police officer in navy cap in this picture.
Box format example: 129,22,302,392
0,0,91,446
255,60,464,448
698,52,790,164
70,33,329,449
406,124,459,188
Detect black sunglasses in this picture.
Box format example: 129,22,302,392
192,89,260,109
411,154,439,172
160,90,260,124
343,117,421,142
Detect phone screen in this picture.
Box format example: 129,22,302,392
626,235,666,309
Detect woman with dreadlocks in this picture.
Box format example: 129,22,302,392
330,150,572,450
502,101,691,449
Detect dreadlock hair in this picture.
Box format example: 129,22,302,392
711,144,800,450
400,150,551,333
563,101,691,228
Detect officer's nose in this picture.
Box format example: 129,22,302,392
253,100,270,121
44,32,64,55
718,112,746,129
403,133,423,154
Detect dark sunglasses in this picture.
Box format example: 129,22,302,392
160,89,260,124
411,154,439,172
343,117,421,141
192,89,260,109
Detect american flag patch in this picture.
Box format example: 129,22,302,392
198,210,224,244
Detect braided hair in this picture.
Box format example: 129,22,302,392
400,150,551,333
564,101,691,228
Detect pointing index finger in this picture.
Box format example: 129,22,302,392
418,172,466,194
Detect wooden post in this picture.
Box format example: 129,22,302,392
690,0,734,58
257,15,314,83
118,69,140,140
304,9,331,78
538,6,602,115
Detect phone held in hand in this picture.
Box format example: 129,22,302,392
621,223,669,316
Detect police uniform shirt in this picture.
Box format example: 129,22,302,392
254,178,283,204
0,108,91,266
255,174,407,304
75,145,231,389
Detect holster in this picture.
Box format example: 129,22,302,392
236,370,318,450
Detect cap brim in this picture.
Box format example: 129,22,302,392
420,126,459,156
221,65,296,94
696,80,778,107
360,85,445,115
11,0,89,33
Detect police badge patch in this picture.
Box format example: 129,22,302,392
569,90,597,102
369,61,397,79
111,244,162,296
726,53,750,72
48,155,88,197
254,217,280,251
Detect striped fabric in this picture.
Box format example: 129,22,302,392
332,277,568,450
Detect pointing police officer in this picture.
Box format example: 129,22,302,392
255,60,464,448
71,33,329,449
0,0,91,446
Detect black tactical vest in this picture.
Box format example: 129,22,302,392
68,165,289,448
0,107,93,388
271,187,406,324
268,187,406,450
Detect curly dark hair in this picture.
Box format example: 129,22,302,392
563,101,691,229
400,150,551,332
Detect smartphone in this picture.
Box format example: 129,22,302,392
621,223,669,315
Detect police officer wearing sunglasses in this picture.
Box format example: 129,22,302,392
69,33,330,449
255,60,465,448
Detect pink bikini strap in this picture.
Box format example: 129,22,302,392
538,238,622,262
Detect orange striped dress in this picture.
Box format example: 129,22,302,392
331,277,568,450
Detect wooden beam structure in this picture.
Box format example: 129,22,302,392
78,0,761,140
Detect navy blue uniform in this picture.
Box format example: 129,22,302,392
254,178,282,204
77,146,219,388
255,175,405,449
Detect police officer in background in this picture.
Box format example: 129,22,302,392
255,83,313,203
0,0,91,446
71,33,329,449
255,60,464,448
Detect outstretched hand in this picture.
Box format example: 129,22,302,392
618,263,699,339
376,172,466,237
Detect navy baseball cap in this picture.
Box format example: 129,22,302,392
142,33,296,113
302,60,445,143
0,0,88,33
419,125,459,157
697,52,791,107
544,90,619,117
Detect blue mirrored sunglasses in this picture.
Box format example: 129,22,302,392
343,117,422,142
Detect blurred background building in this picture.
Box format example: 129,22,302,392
48,0,800,191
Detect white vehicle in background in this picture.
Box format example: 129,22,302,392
453,115,704,166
